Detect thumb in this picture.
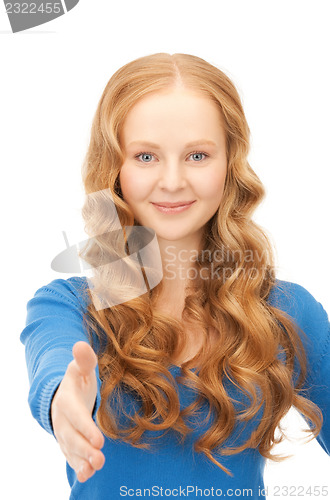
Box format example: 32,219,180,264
72,341,98,377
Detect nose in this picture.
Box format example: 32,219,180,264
157,160,188,191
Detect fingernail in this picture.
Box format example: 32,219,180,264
89,456,93,467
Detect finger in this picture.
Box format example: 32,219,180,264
60,419,106,472
62,448,96,483
72,341,97,377
64,403,105,449
77,460,96,483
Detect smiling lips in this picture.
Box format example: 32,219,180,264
151,200,196,214
152,201,195,208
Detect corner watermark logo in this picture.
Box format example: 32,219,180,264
3,0,79,33
51,188,163,312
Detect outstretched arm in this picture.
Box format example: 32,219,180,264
20,277,105,482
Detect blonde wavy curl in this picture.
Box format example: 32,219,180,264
78,52,323,477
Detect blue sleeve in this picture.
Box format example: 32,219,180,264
271,281,330,456
298,286,330,456
20,277,102,438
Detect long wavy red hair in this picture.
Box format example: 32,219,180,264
78,52,323,476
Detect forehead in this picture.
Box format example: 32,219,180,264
120,89,225,146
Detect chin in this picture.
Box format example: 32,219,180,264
152,229,184,240
156,230,197,243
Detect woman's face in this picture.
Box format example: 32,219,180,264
119,87,227,247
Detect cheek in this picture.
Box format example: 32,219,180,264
198,168,227,200
119,166,148,203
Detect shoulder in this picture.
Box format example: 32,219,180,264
267,278,328,330
268,277,326,312
268,278,330,379
30,275,91,312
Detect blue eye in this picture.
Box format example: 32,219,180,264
135,152,154,162
134,151,209,163
189,152,208,161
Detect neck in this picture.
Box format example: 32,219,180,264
156,235,204,293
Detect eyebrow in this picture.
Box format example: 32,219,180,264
127,140,217,149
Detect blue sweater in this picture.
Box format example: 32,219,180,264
20,277,330,499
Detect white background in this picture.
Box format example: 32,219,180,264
1,0,329,498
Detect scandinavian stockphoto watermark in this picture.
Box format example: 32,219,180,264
162,246,272,282
51,188,273,311
3,0,79,33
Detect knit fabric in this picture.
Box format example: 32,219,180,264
20,277,330,499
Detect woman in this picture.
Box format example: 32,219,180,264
20,53,330,499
